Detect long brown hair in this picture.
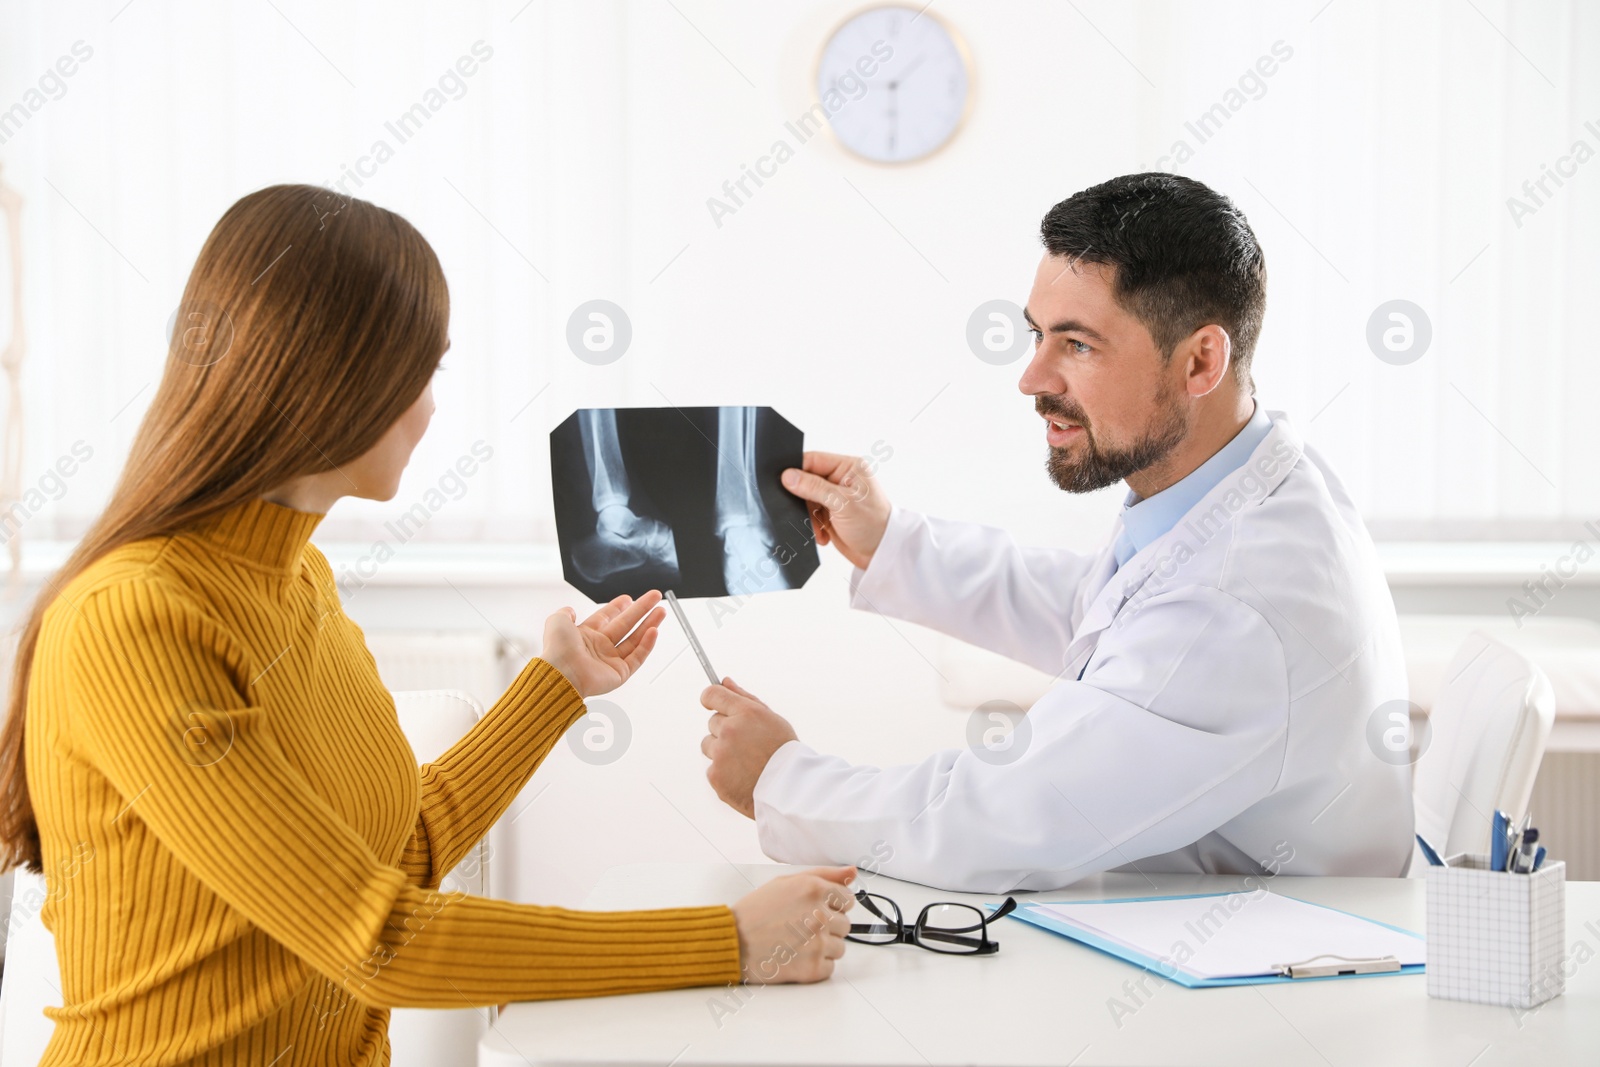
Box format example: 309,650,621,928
0,184,449,872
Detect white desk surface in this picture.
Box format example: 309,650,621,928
480,863,1600,1067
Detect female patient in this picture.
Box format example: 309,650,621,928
0,184,852,1066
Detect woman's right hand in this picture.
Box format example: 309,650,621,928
730,867,856,984
540,591,665,699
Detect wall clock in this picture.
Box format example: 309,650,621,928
816,5,972,164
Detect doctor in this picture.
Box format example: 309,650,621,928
699,172,1413,893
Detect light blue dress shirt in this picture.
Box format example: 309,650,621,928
1110,400,1273,574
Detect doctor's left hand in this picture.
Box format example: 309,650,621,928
701,678,798,819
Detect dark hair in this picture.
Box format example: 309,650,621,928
1039,172,1266,390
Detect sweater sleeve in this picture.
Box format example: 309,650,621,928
62,579,742,1007
397,657,585,889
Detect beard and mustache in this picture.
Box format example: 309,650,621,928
1036,385,1189,494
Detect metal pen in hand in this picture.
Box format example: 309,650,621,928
664,590,721,687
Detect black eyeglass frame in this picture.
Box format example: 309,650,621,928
845,890,1019,955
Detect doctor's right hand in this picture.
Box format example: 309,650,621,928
730,867,855,984
780,451,891,571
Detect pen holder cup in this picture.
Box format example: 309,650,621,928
1425,853,1566,1009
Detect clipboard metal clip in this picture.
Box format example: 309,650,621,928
1272,953,1402,979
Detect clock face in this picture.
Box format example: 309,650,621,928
816,5,971,164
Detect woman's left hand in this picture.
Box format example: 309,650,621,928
541,590,666,698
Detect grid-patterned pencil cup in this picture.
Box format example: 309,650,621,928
1425,853,1566,1009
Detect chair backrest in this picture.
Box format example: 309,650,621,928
385,689,493,1067
1,864,58,1065
1411,632,1555,863
1,688,490,1067
390,689,490,897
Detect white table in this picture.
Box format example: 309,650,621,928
480,863,1600,1066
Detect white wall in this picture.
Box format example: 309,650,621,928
4,0,1596,551
3,0,1598,910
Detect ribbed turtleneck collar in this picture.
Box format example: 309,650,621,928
184,497,326,574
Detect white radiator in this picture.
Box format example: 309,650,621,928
1528,752,1600,881
362,630,517,714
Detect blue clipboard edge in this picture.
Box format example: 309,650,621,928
992,891,1425,988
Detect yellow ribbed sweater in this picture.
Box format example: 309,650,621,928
24,497,741,1066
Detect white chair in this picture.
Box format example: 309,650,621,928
1410,632,1555,868
0,688,492,1067
388,689,494,1067
1,863,55,1064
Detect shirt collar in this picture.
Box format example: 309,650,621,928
1118,400,1273,557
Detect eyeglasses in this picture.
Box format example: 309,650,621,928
845,890,1019,955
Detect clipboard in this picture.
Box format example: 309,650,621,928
1004,891,1426,988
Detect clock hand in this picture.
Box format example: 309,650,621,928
886,81,898,157
880,53,923,159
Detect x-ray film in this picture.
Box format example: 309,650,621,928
550,406,821,601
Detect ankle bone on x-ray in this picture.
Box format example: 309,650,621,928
715,406,790,594
572,408,680,583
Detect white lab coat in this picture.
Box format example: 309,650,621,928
752,410,1414,892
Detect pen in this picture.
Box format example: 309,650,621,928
664,590,722,687
1491,810,1510,872
1512,828,1540,874
1416,833,1446,867
1507,812,1532,872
